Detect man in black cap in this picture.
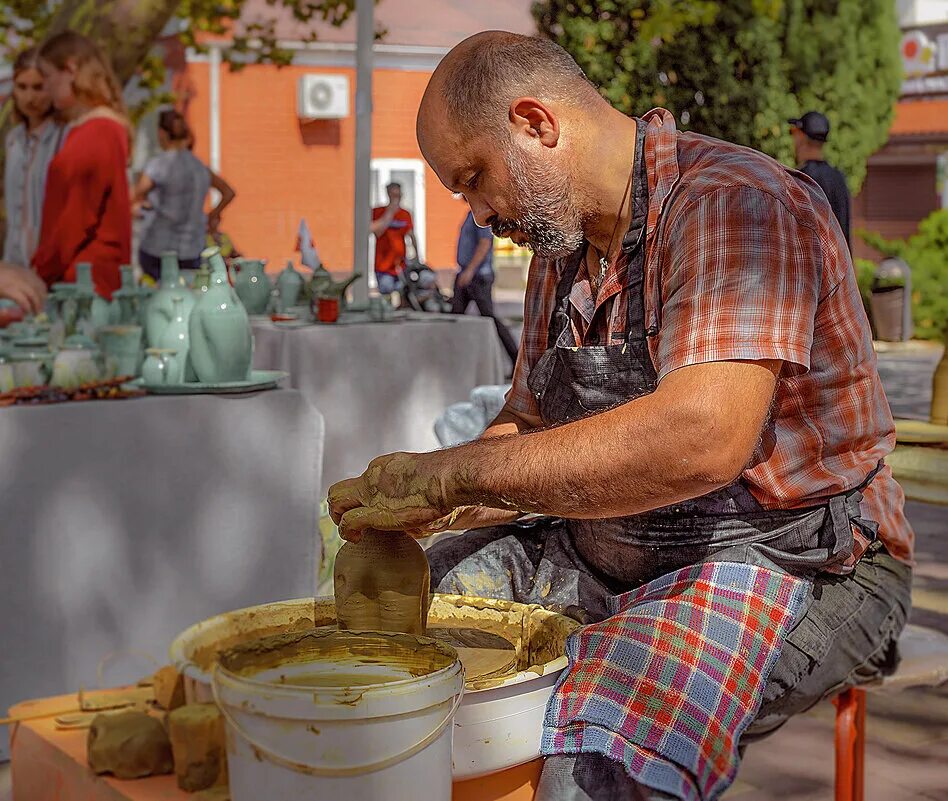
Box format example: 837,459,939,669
790,111,851,247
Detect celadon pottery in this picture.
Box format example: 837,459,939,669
145,252,196,348
74,262,112,330
368,293,395,322
188,247,253,383
192,259,212,295
10,348,52,388
141,348,177,386
276,261,304,312
0,357,15,392
157,296,191,383
50,341,101,388
110,265,139,325
233,259,272,315
98,325,144,378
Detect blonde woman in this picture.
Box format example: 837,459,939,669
29,32,130,299
3,47,64,270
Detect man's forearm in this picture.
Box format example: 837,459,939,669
437,363,777,520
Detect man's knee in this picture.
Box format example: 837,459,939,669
537,754,676,801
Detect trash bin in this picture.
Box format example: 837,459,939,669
870,257,913,342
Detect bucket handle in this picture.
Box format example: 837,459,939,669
211,663,463,778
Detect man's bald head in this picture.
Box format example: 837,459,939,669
425,31,599,134
417,32,605,260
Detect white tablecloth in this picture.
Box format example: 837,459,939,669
252,315,505,493
0,391,323,758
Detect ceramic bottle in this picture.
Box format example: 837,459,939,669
145,252,195,348
74,263,112,331
157,296,191,383
233,259,272,315
276,261,304,312
188,247,253,383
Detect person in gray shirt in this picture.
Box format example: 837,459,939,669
3,47,65,268
132,110,235,279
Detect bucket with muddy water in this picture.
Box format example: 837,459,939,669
172,594,579,788
213,628,464,801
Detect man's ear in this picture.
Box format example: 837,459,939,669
509,97,560,148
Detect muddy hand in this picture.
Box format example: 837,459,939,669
327,452,453,541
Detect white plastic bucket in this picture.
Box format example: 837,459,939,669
212,629,464,801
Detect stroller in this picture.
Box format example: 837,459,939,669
398,258,452,313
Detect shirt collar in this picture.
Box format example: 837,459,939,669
640,107,681,240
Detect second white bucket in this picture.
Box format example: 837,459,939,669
213,628,464,801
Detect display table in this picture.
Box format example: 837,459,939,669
0,391,324,761
252,315,505,493
8,690,541,801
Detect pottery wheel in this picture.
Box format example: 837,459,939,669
428,626,518,681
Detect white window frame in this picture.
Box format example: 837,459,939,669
369,158,427,271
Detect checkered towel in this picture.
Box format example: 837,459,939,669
541,561,810,801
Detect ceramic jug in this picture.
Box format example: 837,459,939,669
188,247,253,383
157,296,191,383
276,261,304,312
145,252,195,348
233,259,272,315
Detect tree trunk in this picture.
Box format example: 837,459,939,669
0,0,180,252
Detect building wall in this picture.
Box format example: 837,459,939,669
185,59,466,272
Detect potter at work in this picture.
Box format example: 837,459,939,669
328,32,914,801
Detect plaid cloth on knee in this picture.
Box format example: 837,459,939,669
541,561,810,801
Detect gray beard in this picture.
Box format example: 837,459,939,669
502,144,585,260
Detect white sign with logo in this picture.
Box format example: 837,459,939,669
901,29,948,94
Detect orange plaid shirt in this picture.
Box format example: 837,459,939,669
507,108,914,565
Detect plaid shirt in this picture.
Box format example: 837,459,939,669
507,108,913,565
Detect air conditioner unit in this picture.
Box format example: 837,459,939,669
297,74,350,120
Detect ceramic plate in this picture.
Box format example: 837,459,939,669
131,369,289,395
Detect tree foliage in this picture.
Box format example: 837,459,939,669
0,0,361,123
533,0,902,193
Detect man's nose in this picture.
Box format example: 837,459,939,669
469,199,495,229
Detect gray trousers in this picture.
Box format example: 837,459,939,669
428,528,912,801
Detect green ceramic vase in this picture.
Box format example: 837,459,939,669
145,252,195,348
188,247,253,383
276,261,304,312
233,259,272,315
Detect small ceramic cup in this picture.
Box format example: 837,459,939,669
142,348,178,386
98,325,144,379
11,351,51,388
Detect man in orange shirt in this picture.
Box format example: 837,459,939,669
371,182,417,297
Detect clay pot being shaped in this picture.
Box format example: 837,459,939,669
157,296,191,383
276,261,304,312
145,253,195,348
188,247,253,383
233,259,272,315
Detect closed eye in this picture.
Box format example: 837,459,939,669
465,172,481,190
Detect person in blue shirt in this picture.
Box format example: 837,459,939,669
452,210,519,370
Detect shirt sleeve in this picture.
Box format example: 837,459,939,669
654,186,819,381
143,154,166,184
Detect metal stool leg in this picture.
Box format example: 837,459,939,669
834,687,867,801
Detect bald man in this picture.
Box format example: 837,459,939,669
329,33,912,800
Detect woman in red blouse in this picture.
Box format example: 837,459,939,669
31,32,131,299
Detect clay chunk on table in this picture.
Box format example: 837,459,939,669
168,703,228,792
87,711,174,779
